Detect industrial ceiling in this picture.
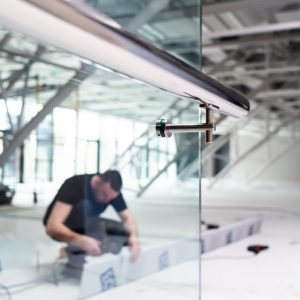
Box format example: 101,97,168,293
0,0,299,127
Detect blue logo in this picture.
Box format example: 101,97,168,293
248,225,254,236
100,267,117,291
200,239,205,254
226,231,233,244
159,251,169,270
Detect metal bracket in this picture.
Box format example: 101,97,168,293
155,107,215,143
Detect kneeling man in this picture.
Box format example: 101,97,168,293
43,170,140,268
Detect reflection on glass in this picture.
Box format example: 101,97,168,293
0,0,201,299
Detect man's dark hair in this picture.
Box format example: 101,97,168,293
100,170,123,192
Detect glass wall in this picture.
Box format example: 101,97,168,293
35,113,54,182
0,0,201,299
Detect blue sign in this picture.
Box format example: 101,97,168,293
200,239,205,254
100,267,117,291
248,225,254,236
159,251,169,270
226,231,233,244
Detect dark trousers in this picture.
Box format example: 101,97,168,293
66,218,129,265
62,218,130,279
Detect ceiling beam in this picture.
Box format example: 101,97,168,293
0,46,44,97
0,48,78,72
215,65,300,77
257,89,300,99
203,0,294,16
205,21,300,40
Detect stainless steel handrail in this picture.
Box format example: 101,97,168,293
0,0,250,118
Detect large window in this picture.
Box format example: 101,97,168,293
35,114,54,181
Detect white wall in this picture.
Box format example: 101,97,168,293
227,121,300,186
257,142,300,183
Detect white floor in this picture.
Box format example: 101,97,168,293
201,184,300,300
0,183,299,299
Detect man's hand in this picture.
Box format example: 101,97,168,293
118,209,140,261
73,235,101,256
128,235,140,262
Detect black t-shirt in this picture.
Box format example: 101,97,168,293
43,174,127,234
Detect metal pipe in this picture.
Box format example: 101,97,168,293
0,0,250,118
155,106,215,143
165,123,214,133
205,107,213,143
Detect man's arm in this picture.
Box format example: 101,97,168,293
118,209,140,261
46,201,101,256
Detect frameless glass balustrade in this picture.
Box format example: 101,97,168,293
0,0,203,299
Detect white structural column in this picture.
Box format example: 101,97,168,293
0,63,94,167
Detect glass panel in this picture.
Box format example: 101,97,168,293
36,114,54,182
0,1,201,299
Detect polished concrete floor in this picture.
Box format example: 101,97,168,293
0,183,299,299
